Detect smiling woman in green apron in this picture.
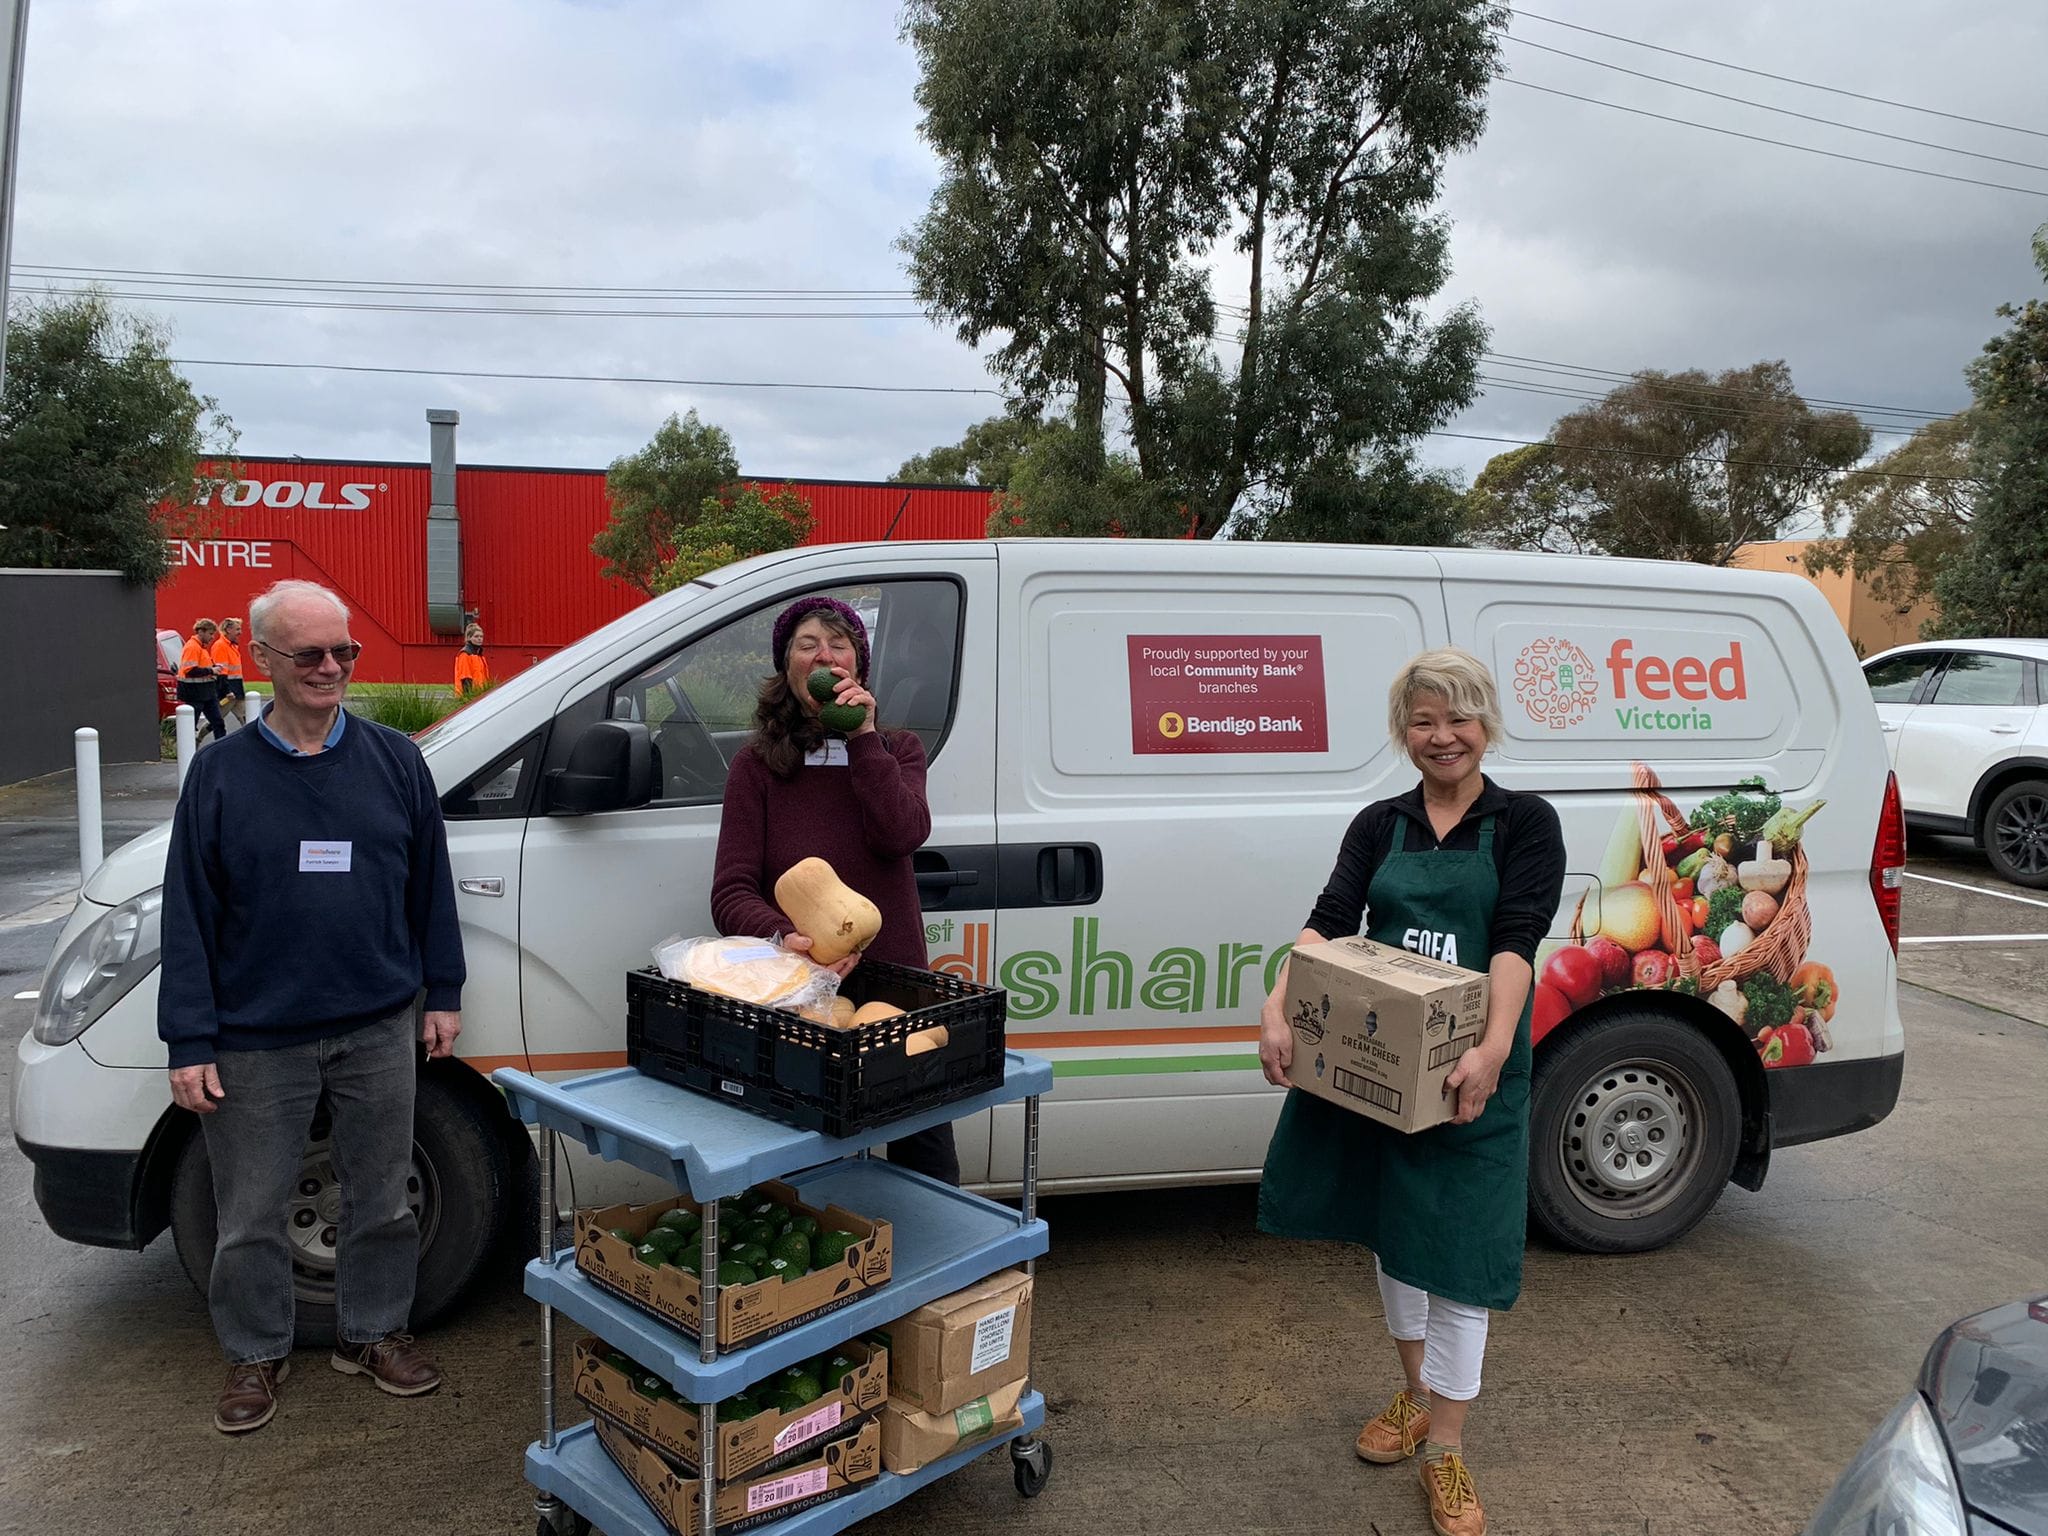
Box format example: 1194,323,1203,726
1257,648,1566,1536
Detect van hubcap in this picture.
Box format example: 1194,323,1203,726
284,1135,439,1303
1558,1060,1702,1214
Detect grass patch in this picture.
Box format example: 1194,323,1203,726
348,685,462,733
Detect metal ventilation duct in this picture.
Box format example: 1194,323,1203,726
425,409,463,634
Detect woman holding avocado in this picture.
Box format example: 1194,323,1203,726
1257,647,1567,1536
710,594,958,1185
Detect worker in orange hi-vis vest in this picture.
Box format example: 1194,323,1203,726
178,619,228,744
454,623,491,699
211,618,247,727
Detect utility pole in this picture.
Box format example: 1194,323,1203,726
0,0,28,398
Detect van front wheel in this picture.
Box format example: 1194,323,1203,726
169,1071,510,1347
1528,1011,1740,1254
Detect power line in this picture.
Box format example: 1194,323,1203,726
1511,8,2048,142
167,354,1966,482
1504,35,2048,175
17,262,914,297
168,356,1006,397
1496,79,2048,199
21,284,926,320
1474,372,1921,435
1426,427,1976,482
169,356,1007,397
1480,352,1957,422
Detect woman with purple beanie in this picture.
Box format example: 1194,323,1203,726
709,594,959,1185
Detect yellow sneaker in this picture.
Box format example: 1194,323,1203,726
1354,1388,1431,1463
1420,1449,1486,1536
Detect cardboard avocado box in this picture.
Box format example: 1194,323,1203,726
881,1268,1033,1416
591,1413,880,1534
574,1182,893,1350
879,1378,1028,1475
1282,936,1490,1133
572,1335,888,1482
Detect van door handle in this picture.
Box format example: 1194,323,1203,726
1991,724,2022,734
459,877,505,897
1880,722,1900,732
997,843,1104,907
913,846,997,913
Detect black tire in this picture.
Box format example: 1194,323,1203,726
1528,1009,1741,1254
1983,778,2048,889
170,1070,512,1348
1013,1439,1052,1498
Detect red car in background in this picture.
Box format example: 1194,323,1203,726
155,629,181,719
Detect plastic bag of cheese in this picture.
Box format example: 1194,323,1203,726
651,934,842,1021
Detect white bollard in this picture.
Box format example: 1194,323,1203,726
75,728,104,881
246,688,261,724
175,704,196,787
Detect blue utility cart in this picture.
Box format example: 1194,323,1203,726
494,1054,1054,1536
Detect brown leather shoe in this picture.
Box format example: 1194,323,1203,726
1420,1449,1487,1536
330,1332,442,1397
1356,1388,1431,1463
215,1359,289,1434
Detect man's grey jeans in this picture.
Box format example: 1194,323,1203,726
201,1005,419,1363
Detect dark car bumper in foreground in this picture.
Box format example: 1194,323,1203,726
1768,1050,1904,1149
16,1136,146,1249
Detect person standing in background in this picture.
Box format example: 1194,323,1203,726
453,623,490,699
212,617,247,728
178,619,228,744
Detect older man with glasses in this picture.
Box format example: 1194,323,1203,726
157,579,466,1435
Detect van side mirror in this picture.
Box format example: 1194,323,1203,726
546,720,655,815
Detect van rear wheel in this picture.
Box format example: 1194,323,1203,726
1528,1011,1741,1254
169,1072,510,1347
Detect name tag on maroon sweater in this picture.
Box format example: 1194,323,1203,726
803,741,850,767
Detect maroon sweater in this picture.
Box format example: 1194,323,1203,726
711,731,932,968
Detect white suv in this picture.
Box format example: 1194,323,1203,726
1863,638,2048,886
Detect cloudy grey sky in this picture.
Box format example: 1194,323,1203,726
13,1,2047,487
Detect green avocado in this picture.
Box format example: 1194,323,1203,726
812,1230,859,1268
633,1241,668,1268
805,667,840,703
770,1231,813,1269
786,1214,820,1239
732,1242,771,1269
655,1207,701,1237
715,1259,759,1287
818,700,867,733
779,1369,824,1406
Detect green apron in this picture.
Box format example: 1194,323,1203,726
1257,813,1533,1311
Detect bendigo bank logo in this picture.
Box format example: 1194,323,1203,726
1512,637,1600,729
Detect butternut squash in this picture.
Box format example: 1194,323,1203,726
773,857,882,964
851,1001,905,1026
830,995,858,1029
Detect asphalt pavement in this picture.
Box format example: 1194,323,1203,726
1,771,2044,1535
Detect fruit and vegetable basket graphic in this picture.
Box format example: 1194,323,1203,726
1552,762,1839,1069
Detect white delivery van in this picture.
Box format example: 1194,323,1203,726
16,540,1906,1340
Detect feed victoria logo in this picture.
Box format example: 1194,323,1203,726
1512,636,1599,730
1515,635,1751,734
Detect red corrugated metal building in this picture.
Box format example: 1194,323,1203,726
157,456,995,684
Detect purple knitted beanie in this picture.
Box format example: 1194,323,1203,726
771,595,869,681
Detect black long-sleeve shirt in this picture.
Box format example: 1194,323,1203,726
1305,776,1568,964
158,717,465,1067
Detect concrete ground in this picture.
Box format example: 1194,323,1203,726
2,769,2044,1535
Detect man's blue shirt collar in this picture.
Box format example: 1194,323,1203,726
255,702,348,756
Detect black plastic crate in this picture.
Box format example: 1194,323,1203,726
626,960,1007,1138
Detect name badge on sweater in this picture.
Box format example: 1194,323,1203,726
299,841,353,873
803,740,850,767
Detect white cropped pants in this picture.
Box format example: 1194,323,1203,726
1376,1259,1490,1402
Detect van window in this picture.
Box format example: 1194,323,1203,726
612,579,963,806
1864,652,1939,703
443,737,539,819
1929,652,2026,707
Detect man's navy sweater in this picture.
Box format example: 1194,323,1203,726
158,714,465,1068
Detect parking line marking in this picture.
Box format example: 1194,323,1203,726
1904,872,2048,909
11,990,37,1000
1899,933,2048,945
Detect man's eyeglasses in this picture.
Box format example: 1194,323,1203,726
257,641,363,669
